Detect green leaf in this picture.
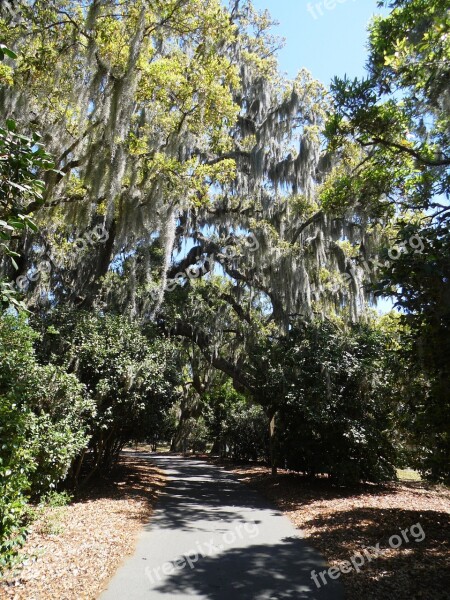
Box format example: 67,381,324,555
7,249,20,257
24,218,38,232
0,45,17,60
8,219,25,229
6,119,16,132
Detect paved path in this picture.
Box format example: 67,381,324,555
100,455,342,599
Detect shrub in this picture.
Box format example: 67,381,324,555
34,309,180,476
185,417,210,453
0,314,94,568
0,396,33,571
24,365,95,495
203,383,269,461
222,402,269,462
275,322,398,483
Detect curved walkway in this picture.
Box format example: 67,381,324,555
100,455,342,599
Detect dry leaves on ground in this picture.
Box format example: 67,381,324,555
0,450,164,600
219,462,450,600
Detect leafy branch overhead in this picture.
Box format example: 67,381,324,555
0,44,58,309
0,1,449,573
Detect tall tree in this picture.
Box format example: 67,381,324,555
1,0,376,325
324,0,450,482
1,1,410,478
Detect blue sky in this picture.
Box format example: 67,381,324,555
251,0,386,85
250,0,394,313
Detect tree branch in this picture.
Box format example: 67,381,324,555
359,137,450,167
162,321,255,394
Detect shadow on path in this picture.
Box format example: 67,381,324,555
155,536,335,599
100,454,342,600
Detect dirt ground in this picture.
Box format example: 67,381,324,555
1,451,448,600
0,451,165,600
219,461,450,600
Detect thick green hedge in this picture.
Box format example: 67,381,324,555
0,314,95,569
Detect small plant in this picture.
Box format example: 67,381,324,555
40,490,73,508
26,491,73,537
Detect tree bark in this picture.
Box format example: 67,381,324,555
269,410,278,476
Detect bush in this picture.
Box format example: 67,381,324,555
248,320,399,483
223,402,269,462
24,365,95,495
34,309,180,475
25,491,73,537
0,314,94,568
276,322,398,483
185,417,210,453
203,383,269,461
0,396,33,571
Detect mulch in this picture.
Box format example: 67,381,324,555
0,450,165,600
217,461,450,600
2,450,448,600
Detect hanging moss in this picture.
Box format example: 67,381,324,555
0,0,381,328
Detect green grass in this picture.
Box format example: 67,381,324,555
397,468,422,482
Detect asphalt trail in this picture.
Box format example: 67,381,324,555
100,455,342,600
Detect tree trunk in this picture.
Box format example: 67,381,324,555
269,411,277,476
210,436,222,455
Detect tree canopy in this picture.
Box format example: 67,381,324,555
0,0,449,570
